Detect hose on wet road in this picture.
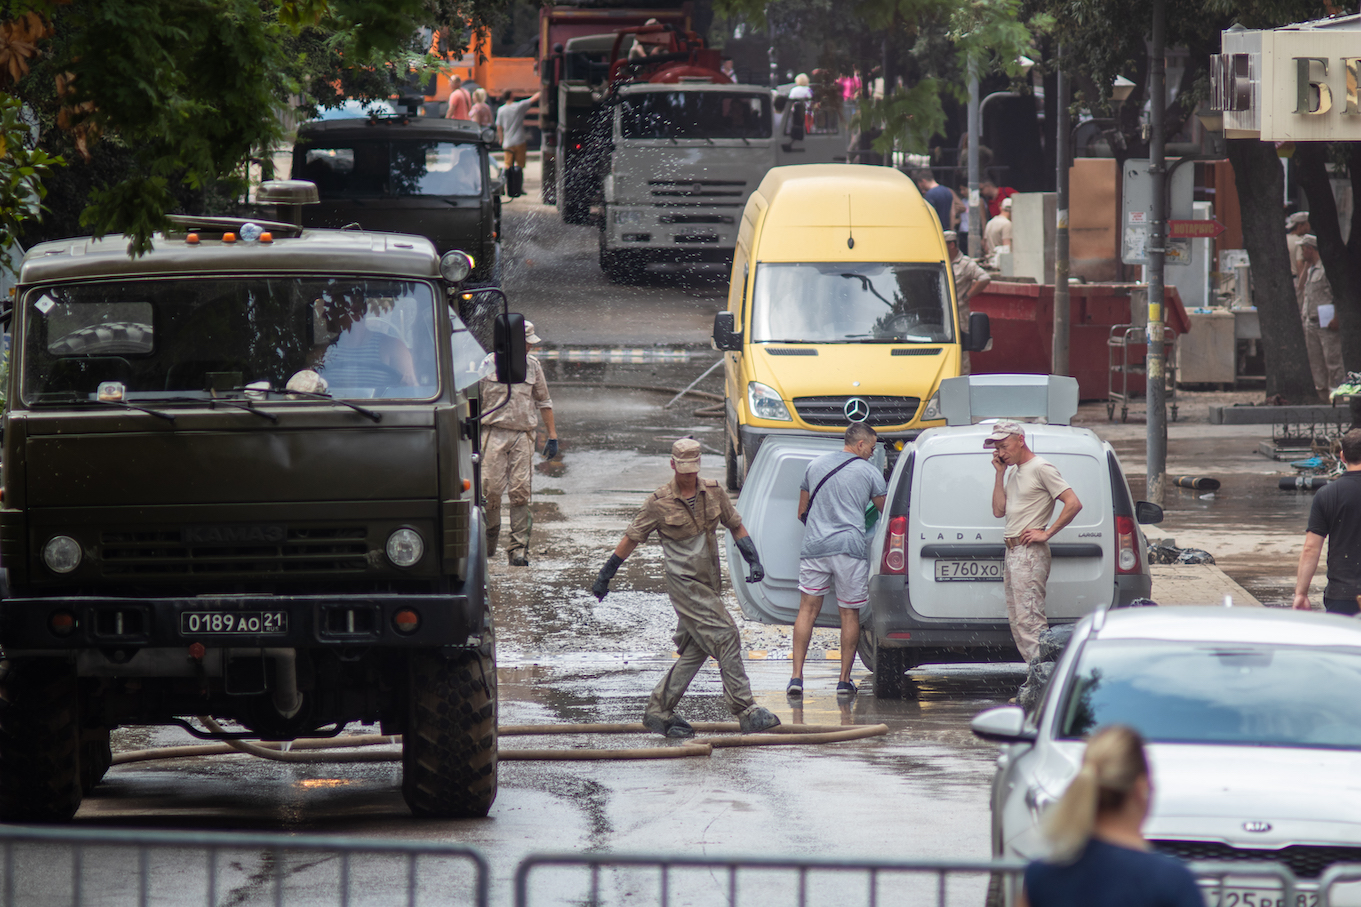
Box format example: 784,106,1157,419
109,720,890,765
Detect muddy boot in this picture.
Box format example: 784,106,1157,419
642,713,694,738
738,706,781,733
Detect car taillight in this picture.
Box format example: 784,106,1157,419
1116,514,1139,573
882,516,907,574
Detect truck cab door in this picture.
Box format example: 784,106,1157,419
724,435,886,628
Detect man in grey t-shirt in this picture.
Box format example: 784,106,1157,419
790,422,887,697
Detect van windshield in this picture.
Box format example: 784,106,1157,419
750,262,954,343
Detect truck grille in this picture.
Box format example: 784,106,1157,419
99,527,369,577
793,396,921,428
1151,840,1361,880
648,179,746,203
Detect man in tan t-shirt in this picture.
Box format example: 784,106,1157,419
986,420,1083,663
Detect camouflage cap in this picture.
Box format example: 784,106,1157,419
671,438,701,473
983,419,1026,448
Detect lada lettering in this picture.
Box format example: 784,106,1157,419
184,525,286,546
1079,532,1103,538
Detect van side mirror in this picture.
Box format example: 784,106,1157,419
1135,501,1164,525
788,102,806,141
713,312,742,352
494,313,528,384
962,311,991,352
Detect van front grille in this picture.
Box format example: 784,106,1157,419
99,526,369,577
793,395,921,428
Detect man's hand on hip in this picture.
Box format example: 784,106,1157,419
1019,527,1048,546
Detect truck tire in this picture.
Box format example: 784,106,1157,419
80,728,113,796
726,433,742,492
864,638,916,700
0,660,84,822
402,628,498,819
562,197,591,226
600,250,640,285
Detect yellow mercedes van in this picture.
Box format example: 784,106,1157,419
713,164,990,488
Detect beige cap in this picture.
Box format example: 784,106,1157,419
1001,197,1012,209
943,230,958,243
524,320,542,344
1300,233,1318,249
1286,211,1310,229
671,438,701,473
983,419,1026,448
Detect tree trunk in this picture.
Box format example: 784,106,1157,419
1226,138,1316,402
1295,142,1361,373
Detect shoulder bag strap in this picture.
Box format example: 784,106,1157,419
806,456,857,514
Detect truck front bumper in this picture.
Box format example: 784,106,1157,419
0,593,481,652
604,205,739,258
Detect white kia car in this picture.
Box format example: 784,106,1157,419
972,606,1361,907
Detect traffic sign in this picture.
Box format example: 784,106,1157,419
1168,219,1227,239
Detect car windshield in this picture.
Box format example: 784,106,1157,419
619,92,771,140
23,278,442,403
296,141,484,197
750,262,954,343
1057,639,1361,749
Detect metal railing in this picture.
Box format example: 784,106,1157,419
0,825,489,907
1319,862,1361,907
514,852,1029,907
1192,861,1298,907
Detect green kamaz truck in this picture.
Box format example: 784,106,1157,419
0,181,523,821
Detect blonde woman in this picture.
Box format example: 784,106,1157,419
1019,726,1201,907
469,88,493,127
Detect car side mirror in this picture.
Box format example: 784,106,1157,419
970,706,1037,744
1135,501,1164,525
962,311,991,352
788,102,805,141
712,312,742,352
494,313,528,384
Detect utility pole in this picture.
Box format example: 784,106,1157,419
967,60,982,259
1052,48,1071,377
767,10,778,89
1146,0,1168,506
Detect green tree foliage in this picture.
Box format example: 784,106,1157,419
0,93,61,273
0,0,513,257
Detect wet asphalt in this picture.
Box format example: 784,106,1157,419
62,180,1316,905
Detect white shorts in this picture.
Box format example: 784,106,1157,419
798,555,869,609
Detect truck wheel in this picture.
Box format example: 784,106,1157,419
600,250,640,285
0,661,84,821
402,628,498,819
873,646,917,700
562,196,591,226
80,728,113,795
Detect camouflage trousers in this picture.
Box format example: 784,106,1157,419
1003,541,1051,664
482,427,533,556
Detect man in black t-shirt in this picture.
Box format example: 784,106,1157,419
1293,429,1361,614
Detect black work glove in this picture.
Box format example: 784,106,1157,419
543,438,559,459
734,535,765,584
592,553,624,601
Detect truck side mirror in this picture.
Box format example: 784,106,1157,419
713,312,742,352
1135,501,1164,525
788,102,805,141
494,313,528,384
963,311,991,352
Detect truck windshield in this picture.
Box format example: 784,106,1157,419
296,141,484,197
750,262,954,343
23,278,441,403
619,92,771,139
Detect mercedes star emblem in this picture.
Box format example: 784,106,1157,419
844,397,871,423
1242,821,1272,833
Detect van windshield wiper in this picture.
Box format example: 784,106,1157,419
141,395,279,422
839,272,896,310
225,385,381,422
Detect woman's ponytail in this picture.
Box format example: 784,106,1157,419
1042,725,1149,863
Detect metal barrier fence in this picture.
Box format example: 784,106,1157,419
514,853,1029,907
0,825,489,907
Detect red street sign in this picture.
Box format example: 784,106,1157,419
1168,219,1226,239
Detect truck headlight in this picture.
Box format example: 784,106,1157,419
386,529,425,567
43,536,82,574
747,382,792,422
921,390,943,421
439,250,474,284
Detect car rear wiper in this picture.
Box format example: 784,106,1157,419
225,385,381,422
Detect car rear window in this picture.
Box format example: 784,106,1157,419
297,141,483,197
916,451,1105,530
1058,639,1361,748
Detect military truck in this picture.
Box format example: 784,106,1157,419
0,180,525,822
293,116,504,287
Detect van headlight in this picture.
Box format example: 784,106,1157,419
386,529,425,567
43,536,82,574
747,382,792,422
921,390,943,421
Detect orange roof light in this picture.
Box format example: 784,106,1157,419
222,232,237,243
259,232,273,243
186,233,200,244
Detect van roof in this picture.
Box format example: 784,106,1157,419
747,164,947,262
914,421,1107,457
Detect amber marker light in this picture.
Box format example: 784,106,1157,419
49,612,76,637
462,478,471,491
186,233,200,244
393,609,420,634
259,232,273,243
222,232,237,243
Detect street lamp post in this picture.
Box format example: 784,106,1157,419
967,61,982,258
1053,48,1071,377
1147,0,1168,506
